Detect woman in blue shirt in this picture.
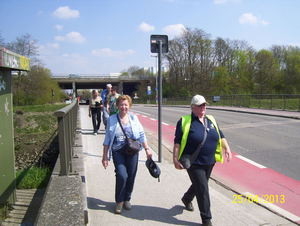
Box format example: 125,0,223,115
102,95,152,214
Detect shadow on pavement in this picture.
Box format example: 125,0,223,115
87,197,199,226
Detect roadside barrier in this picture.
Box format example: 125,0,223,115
35,98,88,225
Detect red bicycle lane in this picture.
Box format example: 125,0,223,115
135,112,300,225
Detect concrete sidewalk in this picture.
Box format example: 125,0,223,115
81,105,296,226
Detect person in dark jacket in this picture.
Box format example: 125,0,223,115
173,94,232,226
88,90,103,135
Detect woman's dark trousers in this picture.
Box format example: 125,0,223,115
184,164,214,224
112,145,139,203
91,107,101,133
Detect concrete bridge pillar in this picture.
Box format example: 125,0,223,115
72,81,76,99
117,82,123,94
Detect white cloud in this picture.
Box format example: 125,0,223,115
239,13,269,26
214,0,240,4
54,31,86,43
92,48,135,58
55,25,63,31
54,36,64,41
261,20,269,25
290,43,300,47
52,6,79,19
41,53,89,74
162,24,186,37
50,43,60,49
38,43,60,55
138,22,155,32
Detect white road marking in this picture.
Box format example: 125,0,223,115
236,155,267,169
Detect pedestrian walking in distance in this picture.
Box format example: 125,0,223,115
88,90,103,135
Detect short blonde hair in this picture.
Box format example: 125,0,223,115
116,95,133,107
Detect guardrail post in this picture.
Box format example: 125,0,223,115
271,95,273,109
57,116,68,175
54,99,78,176
284,95,286,110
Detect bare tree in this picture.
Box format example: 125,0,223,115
165,28,214,95
6,33,41,66
0,31,4,46
5,33,42,91
164,37,186,90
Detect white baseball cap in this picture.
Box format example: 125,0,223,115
191,95,209,106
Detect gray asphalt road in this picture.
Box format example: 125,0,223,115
130,105,300,182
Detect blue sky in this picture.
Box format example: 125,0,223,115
1,0,300,75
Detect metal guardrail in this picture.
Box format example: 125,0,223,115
54,98,79,176
160,94,300,112
51,75,152,80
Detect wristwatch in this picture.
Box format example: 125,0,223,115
145,148,150,151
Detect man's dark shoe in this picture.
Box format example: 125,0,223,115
202,221,212,226
181,197,194,211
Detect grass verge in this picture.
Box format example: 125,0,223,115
16,166,52,189
1,103,68,223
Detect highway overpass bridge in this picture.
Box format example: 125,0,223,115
51,74,152,96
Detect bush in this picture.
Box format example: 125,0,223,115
15,109,24,115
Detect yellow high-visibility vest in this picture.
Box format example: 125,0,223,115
178,114,223,163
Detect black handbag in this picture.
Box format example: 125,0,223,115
179,117,208,169
117,114,141,156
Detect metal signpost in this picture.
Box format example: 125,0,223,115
150,35,168,163
150,54,158,105
0,47,30,205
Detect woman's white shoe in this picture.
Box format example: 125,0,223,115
115,202,123,214
123,201,131,210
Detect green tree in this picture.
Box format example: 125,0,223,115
255,49,279,94
211,66,231,95
13,66,66,106
235,49,257,94
283,46,300,94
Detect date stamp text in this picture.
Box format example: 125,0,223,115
233,194,285,204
